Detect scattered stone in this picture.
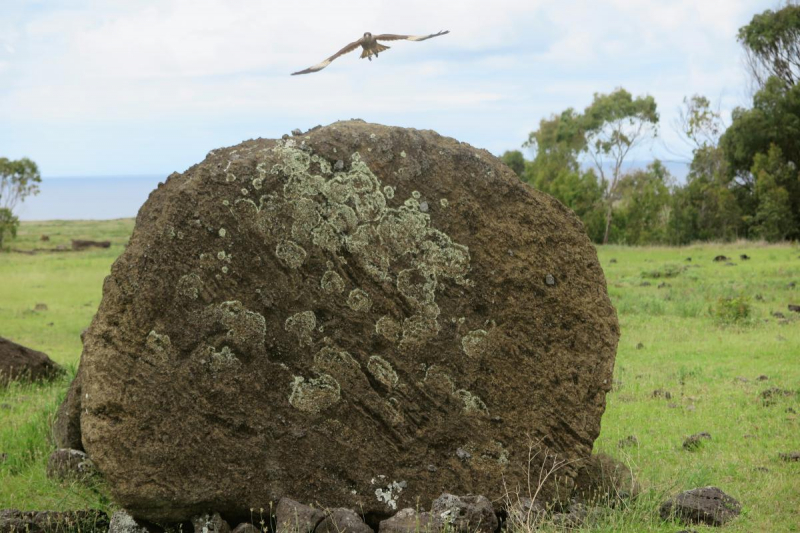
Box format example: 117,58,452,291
574,453,638,505
544,273,556,286
682,432,711,451
231,524,260,533
108,510,157,533
636,342,645,350
789,304,800,313
756,375,769,381
658,282,670,289
788,281,797,289
739,254,750,260
40,235,50,241
779,451,800,462
0,509,109,533
316,509,371,533
754,466,770,473
652,389,672,400
755,293,764,301
275,498,325,533
610,258,617,264
617,435,639,448
734,376,749,384
34,303,48,311
430,493,498,533
787,407,797,414
378,508,433,533
659,486,740,527
760,387,797,405
46,448,96,482
772,312,786,319
77,121,619,522
712,255,728,262
192,512,230,533
685,257,692,262
0,337,63,385
291,128,303,136
71,239,111,250
640,281,651,287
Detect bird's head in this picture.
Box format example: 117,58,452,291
363,32,372,38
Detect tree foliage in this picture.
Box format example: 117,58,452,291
738,4,800,88
0,157,42,248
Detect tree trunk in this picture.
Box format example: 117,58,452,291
602,202,613,244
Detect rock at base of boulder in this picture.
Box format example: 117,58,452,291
430,494,498,533
378,508,433,533
231,524,260,533
0,337,63,386
109,510,159,533
71,239,111,251
573,453,638,505
192,513,231,533
660,486,740,527
46,448,96,482
275,498,325,533
504,498,547,530
315,509,372,533
53,371,84,451
0,509,109,533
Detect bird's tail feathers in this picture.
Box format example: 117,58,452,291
361,44,390,58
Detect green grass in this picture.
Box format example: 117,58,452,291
1,222,799,532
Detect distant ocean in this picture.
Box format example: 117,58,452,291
16,161,689,221
17,175,167,221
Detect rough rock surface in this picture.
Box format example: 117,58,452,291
192,513,230,533
573,453,638,505
108,510,157,533
0,509,108,533
0,337,63,385
660,486,741,527
53,370,84,451
77,121,619,522
275,498,325,533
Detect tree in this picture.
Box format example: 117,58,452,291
500,150,526,177
675,94,726,150
721,77,800,239
751,145,796,241
0,157,42,248
614,160,673,244
581,89,659,244
738,4,800,89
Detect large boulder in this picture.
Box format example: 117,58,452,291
78,121,619,522
0,337,63,385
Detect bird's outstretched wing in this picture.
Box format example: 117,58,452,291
373,30,450,42
291,38,363,75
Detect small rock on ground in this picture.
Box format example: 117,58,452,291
315,509,372,533
109,510,157,533
430,493,498,533
275,498,325,533
779,451,800,462
378,508,433,533
192,512,230,533
660,486,740,527
46,448,96,481
231,524,260,533
682,432,711,451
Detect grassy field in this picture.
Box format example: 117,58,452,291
1,220,798,532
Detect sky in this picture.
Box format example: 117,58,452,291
0,0,777,178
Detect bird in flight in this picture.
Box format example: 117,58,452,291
291,30,450,75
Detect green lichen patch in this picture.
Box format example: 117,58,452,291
144,331,172,365
400,315,440,347
176,273,203,300
321,270,345,294
461,330,488,358
347,289,372,312
214,301,267,353
456,389,489,415
367,356,398,389
206,345,242,373
275,240,307,269
285,311,316,347
375,316,401,342
313,346,360,374
288,374,341,413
